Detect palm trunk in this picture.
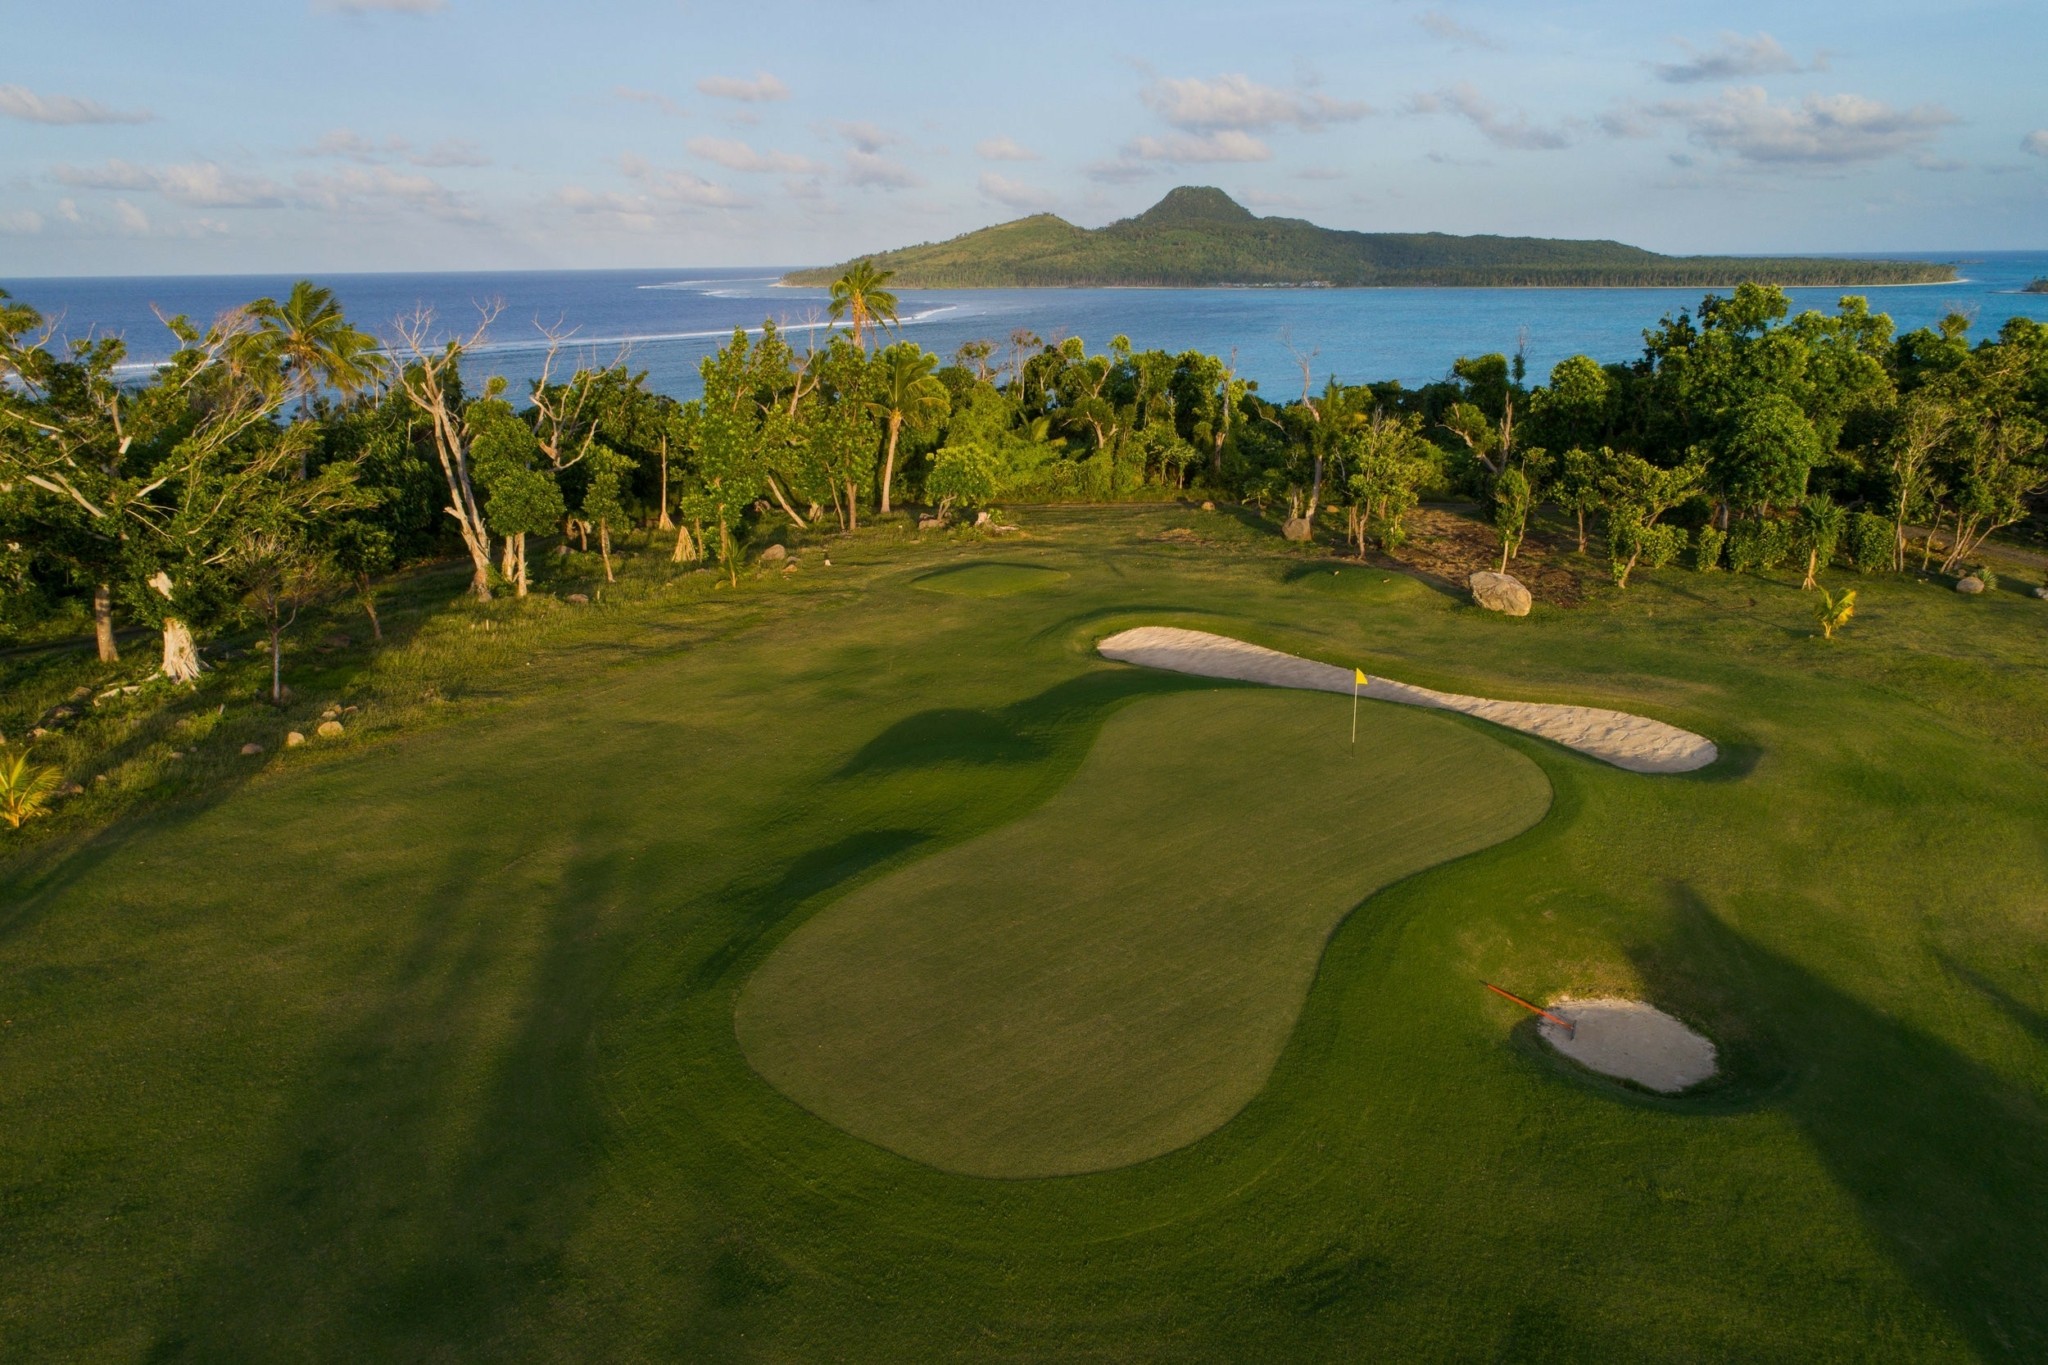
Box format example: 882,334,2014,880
93,582,119,663
1802,547,1819,591
270,615,285,703
879,415,903,515
845,481,859,531
514,532,529,597
1575,510,1587,554
656,435,674,530
765,474,810,528
599,522,615,582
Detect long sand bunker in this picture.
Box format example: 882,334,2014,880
1538,999,1719,1092
1098,626,1716,774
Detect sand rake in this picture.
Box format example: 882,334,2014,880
1483,981,1576,1039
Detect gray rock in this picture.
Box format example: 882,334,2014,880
1281,517,1314,542
974,510,991,527
2034,585,2048,600
1200,501,1216,511
316,720,344,740
1956,575,1985,595
917,515,945,531
759,543,788,562
565,592,590,604
241,742,264,755
286,731,307,748
1469,570,1534,617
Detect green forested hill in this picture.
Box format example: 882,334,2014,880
783,186,1954,289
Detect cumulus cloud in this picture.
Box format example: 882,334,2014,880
113,199,151,234
1408,85,1568,151
1416,11,1500,50
0,209,45,234
302,129,489,168
2024,130,2048,158
53,159,290,207
832,121,898,153
844,149,922,189
1654,32,1808,84
1676,87,1957,164
619,152,750,207
976,135,1041,162
1141,73,1370,132
696,72,788,103
686,136,825,174
978,171,1055,212
295,165,478,220
1127,130,1272,163
0,84,152,125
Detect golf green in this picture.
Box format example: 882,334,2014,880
737,688,1550,1176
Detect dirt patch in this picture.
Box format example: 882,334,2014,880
1538,998,1718,1092
1382,507,1588,608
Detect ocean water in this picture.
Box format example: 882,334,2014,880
7,252,2046,401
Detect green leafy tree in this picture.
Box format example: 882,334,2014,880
468,396,566,597
1719,392,1822,515
1492,466,1534,571
1795,495,1847,590
581,442,630,582
1552,446,1604,553
1601,449,1704,588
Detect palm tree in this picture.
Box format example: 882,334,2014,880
827,261,900,351
864,345,950,515
0,750,61,829
249,279,387,423
1814,587,1856,640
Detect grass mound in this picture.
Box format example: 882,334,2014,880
911,562,1070,597
736,688,1550,1177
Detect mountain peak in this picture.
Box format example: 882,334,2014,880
1133,186,1256,226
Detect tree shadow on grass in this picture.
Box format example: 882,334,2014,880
143,820,634,1359
1634,888,2048,1359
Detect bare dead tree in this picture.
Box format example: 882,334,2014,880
392,302,502,600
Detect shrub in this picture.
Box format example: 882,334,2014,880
1640,523,1687,570
1847,512,1893,573
1728,517,1794,574
1973,565,2000,592
1694,524,1727,571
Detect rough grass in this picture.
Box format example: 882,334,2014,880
1,505,2046,1360
737,688,1549,1177
911,561,1071,596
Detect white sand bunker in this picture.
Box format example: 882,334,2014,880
1538,998,1719,1093
1097,627,1716,774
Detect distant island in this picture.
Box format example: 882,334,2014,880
2026,277,2048,294
784,186,1956,290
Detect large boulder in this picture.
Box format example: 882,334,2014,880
316,720,345,740
1469,571,1533,617
2034,585,2048,600
1955,575,1985,595
1280,517,1314,542
759,543,788,563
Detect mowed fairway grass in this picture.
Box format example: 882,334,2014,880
2,506,2047,1360
738,689,1549,1177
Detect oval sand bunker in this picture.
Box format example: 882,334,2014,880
1537,998,1718,1093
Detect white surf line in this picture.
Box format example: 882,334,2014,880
1098,626,1717,775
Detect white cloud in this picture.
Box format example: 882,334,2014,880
55,197,81,223
976,136,1041,162
844,149,921,189
833,121,898,153
1654,32,1806,84
978,172,1055,212
696,72,788,103
0,209,44,234
2024,130,2048,158
302,129,487,168
614,86,685,117
1677,87,1957,164
313,0,445,12
1141,73,1370,132
295,165,478,220
113,199,150,234
53,158,291,207
1416,12,1500,50
619,153,750,207
686,136,825,175
0,83,152,125
1408,85,1568,150
1128,130,1273,163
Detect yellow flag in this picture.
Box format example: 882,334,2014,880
1354,668,1369,686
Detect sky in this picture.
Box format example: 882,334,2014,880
2,0,2044,277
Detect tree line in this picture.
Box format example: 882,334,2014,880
3,269,2044,703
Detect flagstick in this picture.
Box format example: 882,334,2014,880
1351,674,1359,747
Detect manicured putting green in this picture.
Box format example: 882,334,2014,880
910,562,1070,596
737,687,1551,1177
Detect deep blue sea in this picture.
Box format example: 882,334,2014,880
7,252,2046,400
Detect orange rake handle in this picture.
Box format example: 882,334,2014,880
1483,981,1576,1038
